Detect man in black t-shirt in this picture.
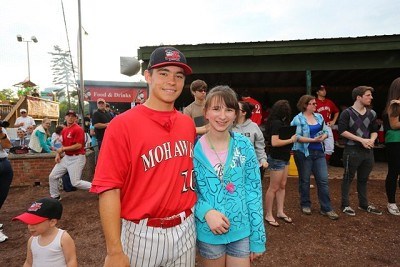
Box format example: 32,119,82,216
92,98,112,150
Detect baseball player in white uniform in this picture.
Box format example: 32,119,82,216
48,110,91,199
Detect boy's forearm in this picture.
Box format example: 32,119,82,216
99,189,124,255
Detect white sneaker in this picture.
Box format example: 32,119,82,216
0,223,3,230
387,203,400,216
342,206,356,216
0,230,8,243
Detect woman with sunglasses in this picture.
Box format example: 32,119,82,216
291,95,339,220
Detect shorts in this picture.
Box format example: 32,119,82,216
197,237,250,259
267,157,289,171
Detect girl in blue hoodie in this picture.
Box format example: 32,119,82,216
194,85,266,266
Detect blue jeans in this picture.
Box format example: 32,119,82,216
293,150,333,212
341,146,374,209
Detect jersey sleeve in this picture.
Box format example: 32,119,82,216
73,128,85,147
90,118,131,193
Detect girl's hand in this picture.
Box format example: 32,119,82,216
262,161,269,169
250,252,263,262
205,210,230,235
314,135,325,142
290,134,297,143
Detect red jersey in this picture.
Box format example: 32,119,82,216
242,96,262,125
61,123,85,155
90,105,197,220
315,98,339,123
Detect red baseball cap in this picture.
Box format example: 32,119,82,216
13,198,63,225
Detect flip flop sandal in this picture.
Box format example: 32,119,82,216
265,218,280,227
277,215,293,223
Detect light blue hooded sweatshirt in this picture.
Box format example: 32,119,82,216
194,132,266,253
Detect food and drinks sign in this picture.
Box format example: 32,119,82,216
84,86,147,104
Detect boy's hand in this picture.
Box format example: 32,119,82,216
104,252,130,267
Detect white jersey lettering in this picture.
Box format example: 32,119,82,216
174,140,192,157
141,142,172,171
181,169,195,192
141,141,194,172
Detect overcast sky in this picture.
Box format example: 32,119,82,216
1,0,399,91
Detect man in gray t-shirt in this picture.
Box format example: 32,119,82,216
183,79,209,135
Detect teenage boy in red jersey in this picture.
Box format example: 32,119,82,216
90,47,197,267
315,85,340,162
241,89,263,125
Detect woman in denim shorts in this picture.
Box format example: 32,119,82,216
264,100,296,227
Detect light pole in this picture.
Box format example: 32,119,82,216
17,35,38,81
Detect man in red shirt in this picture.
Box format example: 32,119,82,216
91,47,197,267
241,90,263,125
315,85,340,162
48,110,91,199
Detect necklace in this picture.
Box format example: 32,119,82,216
206,134,235,193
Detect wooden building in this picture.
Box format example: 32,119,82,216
138,34,400,116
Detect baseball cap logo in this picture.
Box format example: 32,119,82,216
165,49,181,62
148,46,192,75
28,202,43,212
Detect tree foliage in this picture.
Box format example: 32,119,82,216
49,45,76,108
0,88,18,102
58,100,89,124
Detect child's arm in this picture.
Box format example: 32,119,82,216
23,237,33,267
61,231,78,267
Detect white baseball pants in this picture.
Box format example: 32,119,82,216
49,154,91,198
121,215,196,267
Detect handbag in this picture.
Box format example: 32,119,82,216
9,146,30,154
